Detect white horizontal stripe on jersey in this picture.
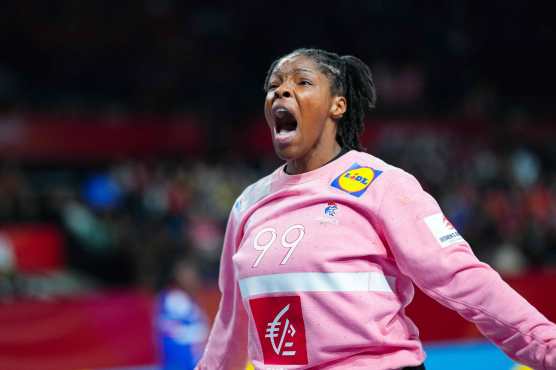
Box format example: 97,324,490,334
239,271,394,298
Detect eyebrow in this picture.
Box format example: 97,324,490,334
271,67,315,78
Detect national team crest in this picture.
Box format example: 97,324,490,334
317,201,339,225
249,296,308,365
330,163,382,197
324,201,338,217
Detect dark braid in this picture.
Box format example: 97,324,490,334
264,48,376,151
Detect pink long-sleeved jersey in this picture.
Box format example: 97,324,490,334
198,150,556,370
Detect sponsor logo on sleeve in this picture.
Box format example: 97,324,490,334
424,213,467,248
330,163,382,197
249,296,308,365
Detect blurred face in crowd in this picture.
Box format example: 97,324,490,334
264,54,346,174
175,261,201,294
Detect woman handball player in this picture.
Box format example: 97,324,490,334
196,49,556,370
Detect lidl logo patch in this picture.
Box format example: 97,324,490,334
330,164,382,197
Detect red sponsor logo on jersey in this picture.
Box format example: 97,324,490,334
249,296,308,365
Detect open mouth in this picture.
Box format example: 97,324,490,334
272,106,298,135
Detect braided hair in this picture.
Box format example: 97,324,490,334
264,48,377,151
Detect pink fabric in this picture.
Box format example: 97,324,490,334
198,150,556,370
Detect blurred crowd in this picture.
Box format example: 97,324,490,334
1,123,556,291
0,157,260,288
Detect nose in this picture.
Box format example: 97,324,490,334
274,83,292,99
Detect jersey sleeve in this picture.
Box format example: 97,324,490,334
196,205,248,370
375,170,556,370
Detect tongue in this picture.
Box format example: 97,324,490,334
279,123,296,133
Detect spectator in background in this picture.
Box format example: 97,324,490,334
155,252,208,370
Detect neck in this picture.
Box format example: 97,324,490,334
285,142,342,175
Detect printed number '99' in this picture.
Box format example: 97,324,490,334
252,224,305,268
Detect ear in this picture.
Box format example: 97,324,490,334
330,96,347,120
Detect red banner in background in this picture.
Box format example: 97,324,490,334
0,272,555,370
0,225,64,273
0,114,205,161
0,290,156,370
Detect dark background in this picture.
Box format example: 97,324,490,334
2,2,556,119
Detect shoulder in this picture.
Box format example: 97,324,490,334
332,150,422,196
351,152,438,215
232,168,278,216
347,151,411,178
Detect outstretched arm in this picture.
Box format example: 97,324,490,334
376,170,556,370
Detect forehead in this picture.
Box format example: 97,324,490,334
270,54,323,77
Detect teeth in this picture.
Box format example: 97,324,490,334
274,107,289,119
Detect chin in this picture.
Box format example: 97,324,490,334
273,143,302,162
